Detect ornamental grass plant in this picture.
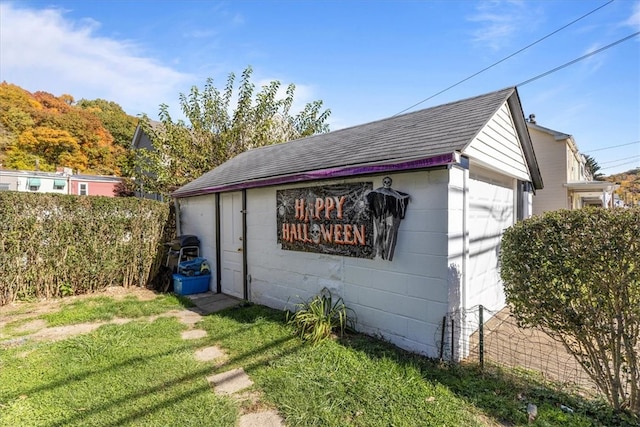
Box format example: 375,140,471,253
286,287,356,344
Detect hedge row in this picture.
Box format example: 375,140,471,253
0,192,172,305
501,207,640,412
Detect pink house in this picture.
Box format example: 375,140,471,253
69,174,123,197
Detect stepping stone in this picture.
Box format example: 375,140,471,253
181,329,207,340
194,346,225,362
185,293,242,315
207,367,253,395
239,410,284,427
173,310,203,326
32,323,104,342
14,319,47,333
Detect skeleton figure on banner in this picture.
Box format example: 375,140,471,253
365,176,410,261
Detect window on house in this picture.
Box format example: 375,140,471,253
79,182,88,196
0,183,9,191
53,179,66,190
28,178,41,191
516,180,531,221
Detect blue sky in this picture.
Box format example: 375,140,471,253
1,0,639,174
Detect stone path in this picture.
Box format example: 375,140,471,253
1,288,285,426
180,292,286,427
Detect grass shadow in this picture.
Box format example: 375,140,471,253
338,332,640,427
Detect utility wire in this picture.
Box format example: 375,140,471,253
600,155,640,165
393,0,614,116
601,159,640,170
584,140,640,153
517,31,640,86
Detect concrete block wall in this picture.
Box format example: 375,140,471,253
466,166,513,313
245,170,451,357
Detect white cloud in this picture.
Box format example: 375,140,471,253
625,1,640,29
580,42,607,73
467,0,532,51
0,3,194,118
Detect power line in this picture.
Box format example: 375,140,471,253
601,159,640,170
393,0,614,116
584,140,640,153
600,155,640,165
517,31,640,86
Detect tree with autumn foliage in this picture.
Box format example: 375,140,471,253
0,82,135,176
15,127,86,171
133,66,331,196
607,168,640,207
76,98,138,149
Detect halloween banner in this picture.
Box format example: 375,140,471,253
276,179,411,260
277,183,374,258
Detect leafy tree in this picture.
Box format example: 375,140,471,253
0,83,38,118
113,177,137,197
0,85,126,175
3,147,36,170
134,66,331,196
584,154,604,181
500,208,640,413
607,169,640,207
10,126,87,171
2,107,34,134
77,98,139,149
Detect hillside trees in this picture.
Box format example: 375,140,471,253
133,66,331,196
500,208,640,413
0,82,134,175
607,169,640,207
76,98,138,149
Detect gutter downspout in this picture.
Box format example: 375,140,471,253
461,160,470,360
447,155,470,362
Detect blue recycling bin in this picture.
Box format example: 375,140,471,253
172,273,211,295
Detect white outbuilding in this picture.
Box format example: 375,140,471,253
171,87,543,358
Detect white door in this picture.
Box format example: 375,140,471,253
220,192,244,298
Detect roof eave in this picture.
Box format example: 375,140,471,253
564,181,619,192
131,124,144,149
172,152,458,198
509,89,544,190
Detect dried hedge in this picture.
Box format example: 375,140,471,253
0,192,172,305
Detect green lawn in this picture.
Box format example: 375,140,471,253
1,293,637,426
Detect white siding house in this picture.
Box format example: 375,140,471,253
527,120,618,213
172,87,543,359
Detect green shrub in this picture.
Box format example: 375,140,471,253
500,208,639,413
287,288,356,344
0,192,172,304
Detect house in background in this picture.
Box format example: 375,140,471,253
0,167,122,197
171,87,543,359
526,115,618,214
130,120,164,201
69,174,123,197
0,168,70,194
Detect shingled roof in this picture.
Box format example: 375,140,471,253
173,86,541,198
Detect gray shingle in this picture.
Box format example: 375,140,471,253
173,87,528,197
